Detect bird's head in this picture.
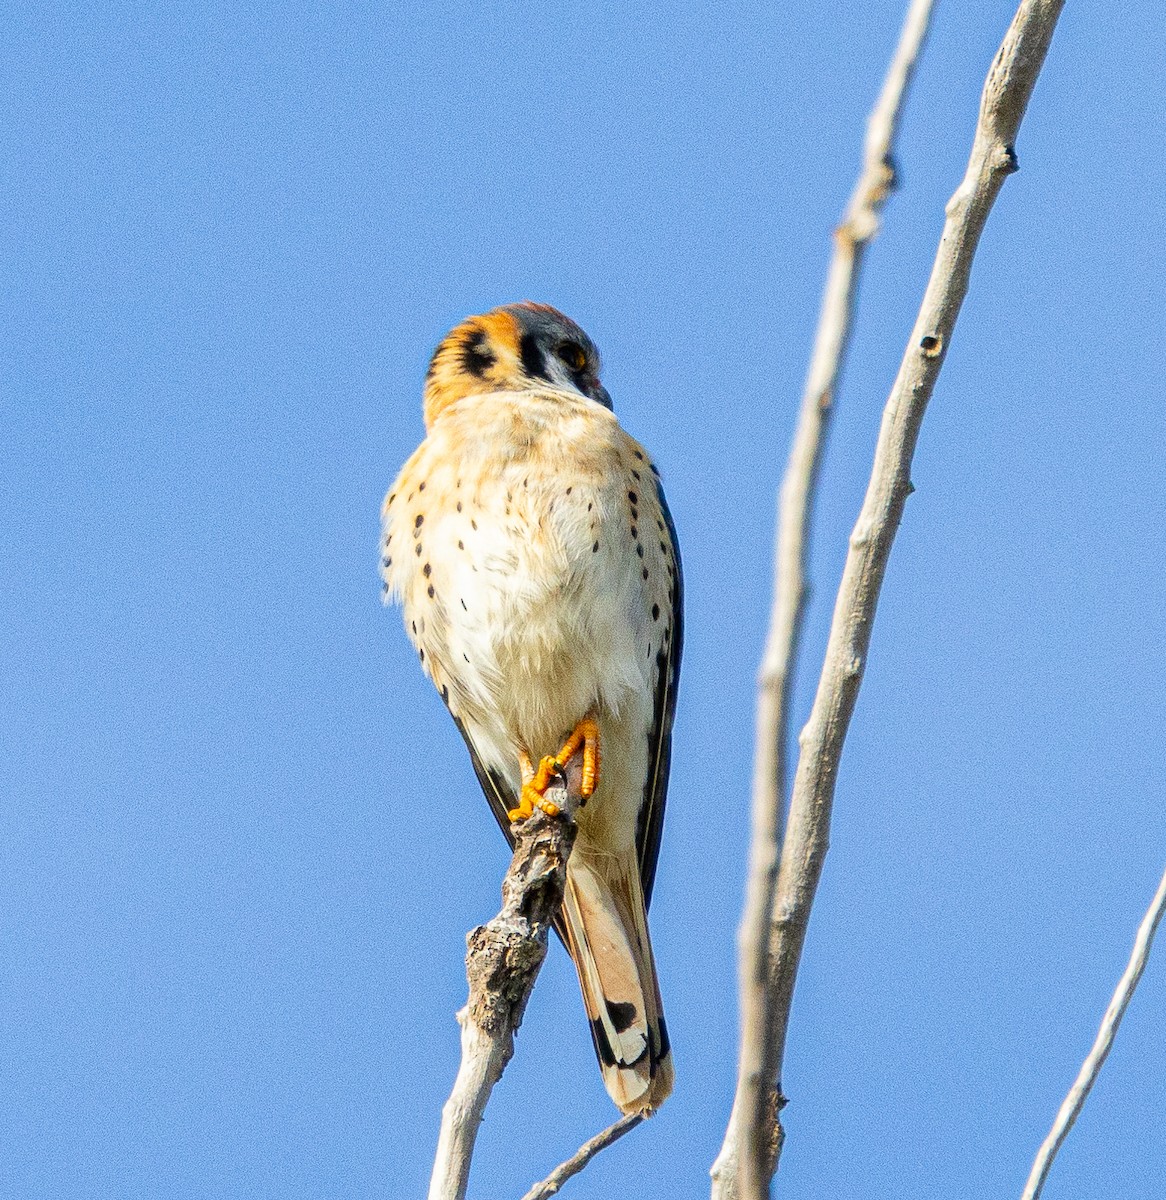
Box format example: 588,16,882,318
422,302,611,428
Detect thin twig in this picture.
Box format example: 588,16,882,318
519,1114,645,1200
714,3,1066,1197
714,2,936,1197
1021,861,1166,1200
428,773,579,1200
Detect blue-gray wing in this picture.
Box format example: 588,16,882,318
637,474,683,909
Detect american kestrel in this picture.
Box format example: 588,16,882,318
381,303,681,1114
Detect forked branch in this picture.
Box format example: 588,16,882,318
715,1,936,1196
714,3,1065,1197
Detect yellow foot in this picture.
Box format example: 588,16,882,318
510,716,602,822
510,754,562,821
556,714,601,800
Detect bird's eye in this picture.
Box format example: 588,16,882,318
556,342,587,373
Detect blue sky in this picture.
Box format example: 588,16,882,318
3,2,1165,1197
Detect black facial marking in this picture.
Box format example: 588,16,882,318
461,328,495,378
608,999,638,1034
519,332,549,381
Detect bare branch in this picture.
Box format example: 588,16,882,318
715,3,1065,1197
714,2,936,1197
428,775,579,1200
1021,862,1166,1200
519,1114,644,1200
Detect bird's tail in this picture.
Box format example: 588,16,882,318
561,847,673,1114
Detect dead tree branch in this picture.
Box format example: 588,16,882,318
1021,860,1166,1200
428,774,579,1200
519,1114,644,1200
714,1,936,1195
713,3,1065,1197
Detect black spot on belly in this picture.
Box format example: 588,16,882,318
423,563,432,577
415,543,423,556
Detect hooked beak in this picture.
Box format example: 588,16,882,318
589,381,613,410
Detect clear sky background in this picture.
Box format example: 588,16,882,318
3,2,1165,1197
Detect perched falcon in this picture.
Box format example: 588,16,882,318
381,302,682,1114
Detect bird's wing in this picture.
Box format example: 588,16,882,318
636,473,683,910
450,708,575,946
448,711,518,852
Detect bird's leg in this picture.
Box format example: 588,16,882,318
509,715,601,823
